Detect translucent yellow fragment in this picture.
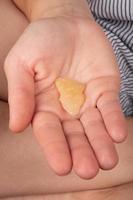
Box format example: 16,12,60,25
55,78,85,115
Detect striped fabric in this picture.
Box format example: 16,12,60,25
87,0,133,116
90,0,133,21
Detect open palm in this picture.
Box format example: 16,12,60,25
4,17,127,179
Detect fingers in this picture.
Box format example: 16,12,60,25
32,111,72,175
83,78,127,142
81,108,119,170
63,119,99,179
4,62,34,132
97,91,127,143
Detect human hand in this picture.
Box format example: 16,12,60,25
4,16,127,179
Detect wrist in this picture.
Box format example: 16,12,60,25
13,0,93,21
31,2,93,21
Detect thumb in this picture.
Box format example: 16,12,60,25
4,60,35,133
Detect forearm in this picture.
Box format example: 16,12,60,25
12,0,93,21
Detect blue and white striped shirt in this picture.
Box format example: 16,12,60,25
87,0,133,116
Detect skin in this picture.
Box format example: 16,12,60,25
3,0,127,179
0,1,133,199
0,101,133,199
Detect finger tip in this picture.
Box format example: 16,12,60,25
99,153,119,170
9,120,28,133
53,162,72,176
49,156,72,176
112,129,128,143
74,159,99,179
75,166,99,180
9,126,23,134
109,119,128,143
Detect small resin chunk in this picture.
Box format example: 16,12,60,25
55,78,85,115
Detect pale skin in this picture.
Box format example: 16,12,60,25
3,0,127,179
0,100,133,199
0,1,133,199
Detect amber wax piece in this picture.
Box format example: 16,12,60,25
55,78,85,115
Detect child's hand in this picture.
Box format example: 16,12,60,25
4,17,127,179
